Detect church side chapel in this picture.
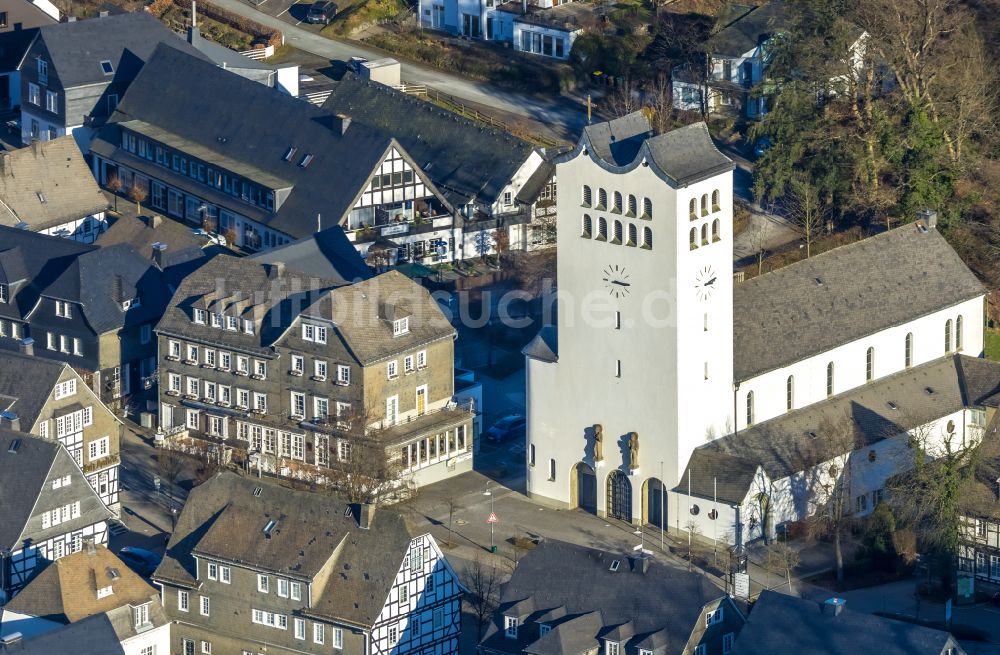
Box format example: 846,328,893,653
524,112,1000,544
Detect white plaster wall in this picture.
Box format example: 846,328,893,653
121,623,171,655
275,64,300,97
512,23,579,59
737,295,984,430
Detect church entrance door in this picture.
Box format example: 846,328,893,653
575,463,597,514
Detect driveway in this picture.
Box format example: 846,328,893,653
206,0,589,138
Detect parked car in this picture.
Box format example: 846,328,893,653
486,415,526,442
306,1,338,24
753,136,773,159
118,546,162,577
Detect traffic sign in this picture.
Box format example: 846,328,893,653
487,512,499,524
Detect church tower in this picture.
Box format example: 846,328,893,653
524,113,735,524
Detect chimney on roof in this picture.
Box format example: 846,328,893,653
152,242,167,270
19,337,33,357
0,634,23,648
823,598,846,616
0,151,10,177
29,138,39,157
112,274,123,303
630,553,650,574
0,411,19,432
335,113,351,135
84,536,96,554
356,503,375,530
268,262,285,281
147,214,162,229
916,208,937,230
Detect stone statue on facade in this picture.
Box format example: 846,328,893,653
628,432,639,471
593,424,604,463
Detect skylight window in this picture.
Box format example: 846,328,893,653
252,486,262,497
263,519,278,537
36,192,45,204
609,559,620,572
100,60,114,75
887,401,898,410
298,153,314,168
283,146,297,162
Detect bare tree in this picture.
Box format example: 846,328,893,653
365,245,393,274
128,180,148,217
605,78,642,118
644,74,675,135
464,554,508,640
684,519,703,570
106,172,122,213
781,176,828,258
156,448,186,505
491,228,511,271
763,541,800,590
745,219,770,277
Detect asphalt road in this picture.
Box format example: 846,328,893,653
209,0,590,138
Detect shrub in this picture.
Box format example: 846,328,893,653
862,502,896,565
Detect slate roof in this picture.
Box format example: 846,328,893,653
0,350,67,428
481,539,729,655
0,429,112,551
0,28,39,74
92,45,439,241
154,254,344,355
679,355,1000,503
0,613,125,655
32,11,208,89
4,545,159,624
707,1,792,57
733,224,985,381
0,226,170,335
730,591,959,655
95,214,221,283
522,326,558,363
155,471,413,626
249,228,372,283
579,113,733,185
323,72,537,207
0,137,108,232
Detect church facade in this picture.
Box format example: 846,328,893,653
524,112,993,542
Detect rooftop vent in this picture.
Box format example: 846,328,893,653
107,567,120,579
217,136,228,144
298,154,314,168
815,277,824,286
609,559,621,572
263,519,278,538
806,431,818,439
283,147,297,162
1,411,20,432
925,387,935,395
823,597,846,616
887,401,898,410
252,486,262,497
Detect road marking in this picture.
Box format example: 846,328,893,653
277,1,292,16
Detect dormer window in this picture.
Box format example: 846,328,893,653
0,284,7,303
302,323,327,344
243,319,255,335
226,316,239,331
504,616,518,639
132,602,150,629
194,308,207,324
55,300,72,318
211,313,222,328
606,641,620,655
392,317,409,336
539,624,551,636
96,585,113,599
705,607,723,627
121,296,140,311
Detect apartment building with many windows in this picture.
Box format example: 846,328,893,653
155,255,475,489
154,472,463,655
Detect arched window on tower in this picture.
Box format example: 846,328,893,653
945,319,953,353
689,227,698,250
712,219,720,242
866,347,875,382
712,189,720,212
826,362,834,397
701,194,709,216
627,194,637,217
689,198,697,220
701,224,708,246
598,188,608,209
582,185,592,206
642,226,652,249
598,217,608,240
627,223,637,246
905,332,913,367
746,391,755,426
613,220,623,244
613,191,622,213
582,214,592,238
956,315,964,350
643,197,652,219
786,375,795,411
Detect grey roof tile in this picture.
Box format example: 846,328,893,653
523,326,558,362
249,228,372,284
0,350,67,427
0,613,125,655
734,224,984,381
707,2,792,57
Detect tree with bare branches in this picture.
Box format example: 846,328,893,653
781,176,829,258
464,554,509,640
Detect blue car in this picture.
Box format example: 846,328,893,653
118,546,162,577
486,415,526,443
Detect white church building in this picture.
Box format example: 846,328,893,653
523,112,1000,545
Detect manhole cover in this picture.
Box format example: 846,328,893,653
455,519,468,526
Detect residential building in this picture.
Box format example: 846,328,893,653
0,0,56,35
0,543,170,655
956,403,1000,593
671,1,865,118
324,72,556,258
18,11,208,149
0,226,172,406
0,613,125,655
523,111,989,540
154,471,463,655
90,44,465,262
155,256,476,488
729,591,964,655
0,429,112,602
0,26,38,111
478,539,745,655
0,136,108,241
0,347,121,511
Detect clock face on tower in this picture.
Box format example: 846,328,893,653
694,265,717,302
602,264,631,298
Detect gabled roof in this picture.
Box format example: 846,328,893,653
734,224,985,381
95,214,221,282
4,544,159,624
0,350,67,428
155,472,413,626
731,591,960,655
707,1,792,57
0,137,108,232
249,228,372,284
0,27,40,74
0,429,112,551
32,11,208,89
523,326,558,363
92,44,431,241
680,355,1000,502
0,613,125,655
481,539,730,655
576,113,733,186
323,72,537,207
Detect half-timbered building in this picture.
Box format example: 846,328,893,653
154,471,463,655
0,429,112,602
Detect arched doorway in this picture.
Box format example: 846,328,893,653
607,470,632,523
570,462,597,514
643,478,666,528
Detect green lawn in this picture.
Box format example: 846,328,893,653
986,329,1000,361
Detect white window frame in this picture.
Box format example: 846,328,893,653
258,574,269,593
200,595,210,616
178,590,189,612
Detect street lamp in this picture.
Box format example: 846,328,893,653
483,482,495,553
